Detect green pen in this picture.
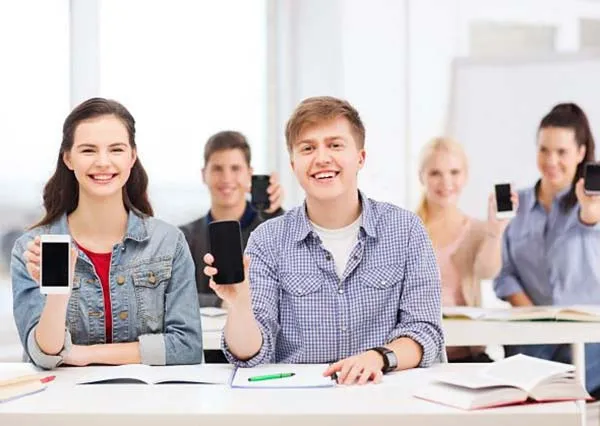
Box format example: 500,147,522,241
247,372,296,382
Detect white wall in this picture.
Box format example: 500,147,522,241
274,0,600,212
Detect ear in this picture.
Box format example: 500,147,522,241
130,148,138,168
201,167,207,184
357,149,366,170
63,151,74,171
578,144,587,163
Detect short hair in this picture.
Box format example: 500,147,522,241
203,131,251,166
285,96,365,152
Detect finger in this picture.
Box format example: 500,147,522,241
338,361,354,384
575,178,586,201
269,171,279,184
203,265,218,277
342,364,363,385
203,253,214,265
26,263,40,284
323,361,343,377
23,251,40,265
27,240,40,256
70,247,78,263
269,186,282,203
266,182,278,195
357,367,373,385
373,370,383,384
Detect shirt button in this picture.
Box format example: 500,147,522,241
325,254,332,261
341,326,347,332
381,280,386,286
86,278,94,284
148,273,157,284
338,288,344,294
116,276,126,285
119,311,128,320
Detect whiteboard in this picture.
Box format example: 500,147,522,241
447,54,600,219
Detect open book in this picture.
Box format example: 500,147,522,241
443,305,600,322
414,354,591,410
0,363,48,403
231,364,336,388
76,364,234,385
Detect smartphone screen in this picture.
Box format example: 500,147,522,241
251,175,270,211
494,183,513,213
208,220,245,285
41,242,70,287
584,163,600,192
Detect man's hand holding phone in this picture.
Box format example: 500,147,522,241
203,253,251,308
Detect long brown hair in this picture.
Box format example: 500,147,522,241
33,97,153,228
538,103,596,211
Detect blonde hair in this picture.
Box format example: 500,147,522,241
416,137,468,229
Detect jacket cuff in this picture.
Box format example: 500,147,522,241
138,333,166,365
26,326,72,370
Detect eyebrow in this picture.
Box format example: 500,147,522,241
295,136,344,145
76,142,128,149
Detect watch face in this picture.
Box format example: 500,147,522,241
386,351,398,371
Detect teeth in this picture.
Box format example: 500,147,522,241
315,172,336,179
92,175,114,181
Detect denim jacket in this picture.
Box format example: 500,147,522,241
11,211,203,369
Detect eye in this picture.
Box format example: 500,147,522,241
112,147,125,152
300,145,313,153
450,169,461,176
81,149,94,154
232,165,241,172
558,149,567,156
429,170,441,177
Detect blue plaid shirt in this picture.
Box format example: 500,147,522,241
222,192,444,367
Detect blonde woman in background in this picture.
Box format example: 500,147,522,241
417,137,518,363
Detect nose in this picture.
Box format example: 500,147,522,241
314,145,332,165
95,151,110,167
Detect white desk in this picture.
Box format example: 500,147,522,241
203,316,600,386
0,363,582,426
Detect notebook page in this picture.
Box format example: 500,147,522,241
231,364,334,388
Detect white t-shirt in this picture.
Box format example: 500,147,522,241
311,215,362,279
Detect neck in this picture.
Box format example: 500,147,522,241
539,179,570,206
426,202,463,225
68,192,129,241
306,190,361,229
210,200,247,221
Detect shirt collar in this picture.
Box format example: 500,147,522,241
530,180,572,211
206,202,257,230
54,210,150,242
291,190,377,242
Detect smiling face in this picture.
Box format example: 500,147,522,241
420,148,467,209
202,148,252,211
537,126,586,193
290,116,365,203
63,114,137,202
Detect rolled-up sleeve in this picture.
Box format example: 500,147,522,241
387,217,444,367
11,236,73,370
143,232,203,365
222,227,280,367
493,228,525,300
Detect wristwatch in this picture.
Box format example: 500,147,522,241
370,347,398,374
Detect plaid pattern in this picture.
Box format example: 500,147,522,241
222,192,444,367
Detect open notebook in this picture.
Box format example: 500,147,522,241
76,364,234,385
0,364,48,403
443,305,600,322
230,364,336,388
414,354,591,410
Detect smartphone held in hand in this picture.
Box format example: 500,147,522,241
208,220,245,285
584,163,600,195
251,175,271,212
39,234,71,294
494,183,515,219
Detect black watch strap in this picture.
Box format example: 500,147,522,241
370,346,398,374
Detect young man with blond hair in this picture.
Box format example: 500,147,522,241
204,97,444,385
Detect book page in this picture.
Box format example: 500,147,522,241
231,364,335,388
76,364,152,384
148,364,233,384
442,307,488,320
483,354,573,392
557,305,600,321
482,306,560,321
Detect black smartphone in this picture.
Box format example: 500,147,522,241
208,220,245,285
494,183,515,219
251,175,270,211
584,163,600,195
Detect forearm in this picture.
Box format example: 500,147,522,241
224,299,263,360
35,296,69,355
68,342,141,366
507,292,533,307
386,337,423,371
474,233,503,278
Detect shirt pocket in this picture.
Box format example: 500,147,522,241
132,261,172,334
360,265,403,318
279,273,325,331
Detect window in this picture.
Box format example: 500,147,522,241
99,0,268,224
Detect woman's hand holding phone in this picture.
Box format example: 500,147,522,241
203,253,251,309
487,191,519,237
23,236,78,300
576,178,600,225
264,173,284,214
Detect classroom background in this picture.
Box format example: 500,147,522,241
2,0,600,362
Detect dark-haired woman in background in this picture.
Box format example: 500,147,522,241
494,103,600,397
11,98,202,369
